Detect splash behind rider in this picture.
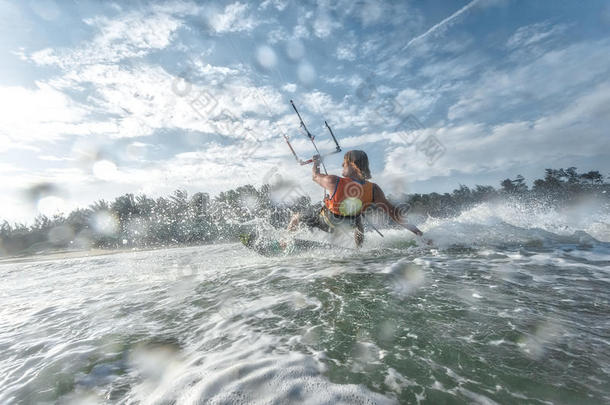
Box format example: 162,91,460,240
288,150,424,246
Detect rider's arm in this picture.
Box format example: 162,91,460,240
312,155,339,192
372,184,423,236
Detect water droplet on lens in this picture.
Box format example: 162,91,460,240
37,196,67,217
297,62,316,85
92,160,119,181
74,229,94,249
48,225,74,245
286,39,305,60
92,211,118,235
125,142,147,160
387,260,425,297
378,320,396,343
26,182,60,203
256,45,277,70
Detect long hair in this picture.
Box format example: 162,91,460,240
344,150,371,180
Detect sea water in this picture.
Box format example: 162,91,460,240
0,201,609,404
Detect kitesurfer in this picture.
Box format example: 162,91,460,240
287,150,424,246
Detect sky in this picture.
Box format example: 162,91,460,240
1,0,610,223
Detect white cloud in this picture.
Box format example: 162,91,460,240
360,38,382,56
0,84,91,149
336,42,357,61
383,81,610,182
322,74,361,88
358,0,384,26
18,3,280,148
418,51,485,81
448,39,610,121
506,21,568,49
267,26,289,44
0,163,22,173
31,12,182,67
259,0,288,12
205,2,260,34
293,10,313,39
32,58,283,141
282,83,297,92
312,10,340,39
38,155,76,162
295,89,403,134
293,24,309,38
396,88,439,114
301,91,335,115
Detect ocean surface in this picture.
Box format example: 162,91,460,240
1,202,609,404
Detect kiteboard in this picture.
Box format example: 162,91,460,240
239,231,338,256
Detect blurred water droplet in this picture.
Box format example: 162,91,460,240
386,260,425,297
378,320,396,343
92,160,119,181
218,295,246,320
184,132,204,147
292,292,308,309
128,343,181,382
125,142,147,160
256,45,277,70
302,326,320,345
297,62,316,85
26,182,60,203
351,341,380,372
74,229,94,249
63,392,102,405
37,196,67,217
92,211,118,235
269,179,305,206
387,175,409,198
72,139,104,168
48,225,74,245
518,321,564,360
286,39,305,61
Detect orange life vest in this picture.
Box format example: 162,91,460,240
324,177,374,216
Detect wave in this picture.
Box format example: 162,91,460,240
418,198,610,248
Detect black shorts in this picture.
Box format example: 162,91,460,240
301,207,362,233
300,207,330,232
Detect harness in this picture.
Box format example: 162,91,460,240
324,177,374,217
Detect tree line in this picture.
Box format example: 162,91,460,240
0,167,607,256
406,168,607,218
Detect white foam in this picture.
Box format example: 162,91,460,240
128,343,396,405
418,199,610,247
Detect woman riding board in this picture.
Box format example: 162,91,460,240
288,150,425,247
